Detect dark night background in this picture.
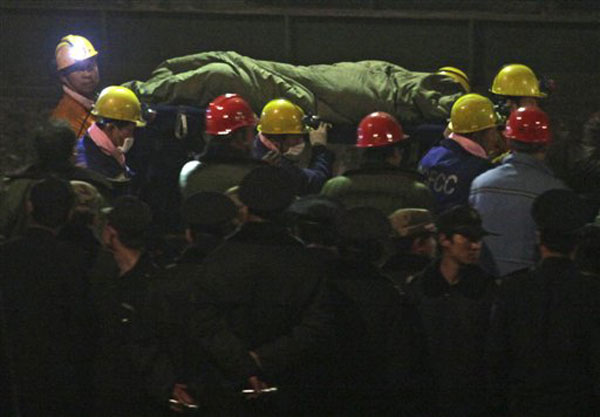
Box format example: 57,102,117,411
1,0,599,172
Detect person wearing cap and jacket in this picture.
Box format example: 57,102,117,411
382,208,437,286
189,166,334,415
326,206,429,417
252,98,335,195
322,111,433,215
418,93,505,213
404,205,497,417
469,107,568,277
51,35,100,137
76,86,146,195
487,189,600,417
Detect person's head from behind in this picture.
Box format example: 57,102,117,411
34,119,77,170
27,177,75,231
335,206,392,265
388,208,437,258
574,224,600,276
238,165,296,222
103,195,152,251
532,189,595,257
205,94,257,155
435,205,492,266
356,111,410,167
504,106,552,157
182,191,239,245
55,34,100,98
287,194,344,247
68,180,103,229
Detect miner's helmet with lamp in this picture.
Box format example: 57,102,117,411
55,35,98,71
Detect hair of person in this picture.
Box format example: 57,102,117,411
34,119,77,169
338,238,385,263
582,111,600,145
361,141,408,164
574,224,600,275
508,140,546,154
538,228,578,255
294,219,338,247
188,221,236,242
28,177,75,229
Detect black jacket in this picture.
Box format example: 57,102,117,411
405,259,497,417
190,221,334,412
487,257,600,417
328,257,428,417
90,253,169,416
0,227,92,417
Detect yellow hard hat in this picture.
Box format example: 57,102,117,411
55,35,98,71
91,86,146,127
448,93,498,134
437,66,471,92
490,64,547,98
256,99,309,135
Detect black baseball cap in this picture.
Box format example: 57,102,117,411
436,205,497,240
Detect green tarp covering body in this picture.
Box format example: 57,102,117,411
124,51,464,126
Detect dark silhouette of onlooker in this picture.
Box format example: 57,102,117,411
488,189,600,417
0,177,92,417
0,120,110,240
328,206,428,416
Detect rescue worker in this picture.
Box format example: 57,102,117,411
252,98,335,195
418,93,504,212
51,35,100,136
469,107,568,277
487,189,599,417
322,111,433,214
437,66,471,93
178,93,262,201
76,85,146,194
404,205,497,417
490,63,546,119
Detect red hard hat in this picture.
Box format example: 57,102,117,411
205,94,258,136
504,106,552,144
356,112,408,148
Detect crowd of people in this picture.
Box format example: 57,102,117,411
1,34,599,417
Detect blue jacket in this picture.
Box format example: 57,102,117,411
418,138,493,213
76,134,135,197
252,137,335,195
469,152,568,277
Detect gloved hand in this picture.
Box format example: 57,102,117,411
261,149,282,166
309,122,329,146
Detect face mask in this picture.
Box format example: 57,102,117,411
283,142,306,161
118,137,135,153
